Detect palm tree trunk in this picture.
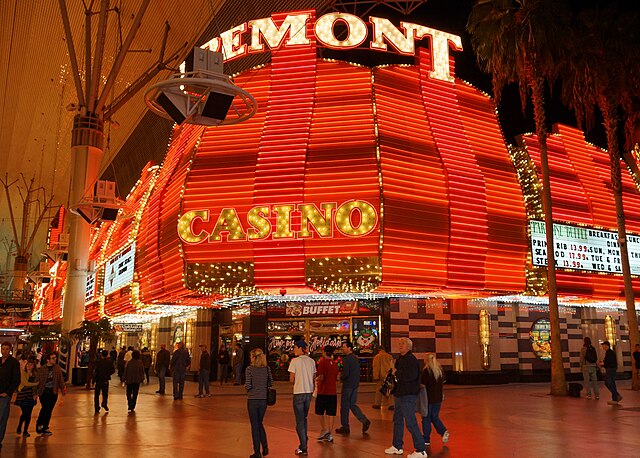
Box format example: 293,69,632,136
601,97,640,390
531,76,567,395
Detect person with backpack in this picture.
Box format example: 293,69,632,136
580,337,599,400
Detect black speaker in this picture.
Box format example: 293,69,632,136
101,207,119,221
76,207,95,225
157,92,186,124
202,92,234,121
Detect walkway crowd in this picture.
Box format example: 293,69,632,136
0,336,633,456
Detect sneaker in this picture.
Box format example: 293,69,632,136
335,426,350,435
35,426,43,434
294,448,307,455
262,448,268,456
595,395,600,400
195,394,204,398
249,454,262,458
42,430,53,436
607,400,619,405
443,431,450,443
102,404,109,412
616,395,623,402
22,432,30,437
425,442,431,446
205,394,212,397
407,451,428,458
586,394,592,399
323,434,334,443
362,419,371,433
317,431,329,441
16,427,21,435
385,446,404,455
372,404,381,409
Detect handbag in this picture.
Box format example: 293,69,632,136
267,388,276,406
416,384,429,416
379,369,397,398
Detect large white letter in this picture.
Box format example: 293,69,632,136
404,23,463,82
248,14,311,52
219,22,248,61
315,12,368,49
369,17,415,54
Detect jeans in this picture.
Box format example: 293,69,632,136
605,367,620,401
248,399,268,454
94,380,110,410
36,389,58,431
0,396,11,444
219,363,229,383
293,393,312,451
126,383,140,410
393,394,426,452
173,371,186,399
582,366,599,397
234,363,243,384
157,366,167,393
422,402,447,443
199,370,210,395
340,386,368,428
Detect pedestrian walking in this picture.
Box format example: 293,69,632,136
217,344,231,385
580,337,599,400
35,353,66,436
373,346,395,410
315,345,339,443
155,343,170,395
335,341,370,435
385,337,427,457
117,346,126,382
233,343,245,385
289,340,316,456
197,344,211,398
141,348,152,384
633,344,640,385
421,353,449,446
94,350,115,413
124,346,133,366
124,350,145,412
109,347,118,369
170,342,191,400
0,342,21,447
15,357,38,437
245,348,273,458
599,341,622,405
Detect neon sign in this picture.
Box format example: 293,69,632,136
200,10,462,82
178,200,378,244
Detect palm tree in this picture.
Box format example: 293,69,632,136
468,0,570,395
560,4,640,390
70,318,116,389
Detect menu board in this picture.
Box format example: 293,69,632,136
530,220,640,274
103,242,136,295
85,271,97,303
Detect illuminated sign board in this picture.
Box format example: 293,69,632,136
198,11,462,82
285,301,359,317
115,323,143,333
178,200,378,244
85,271,97,303
530,220,640,274
103,242,136,295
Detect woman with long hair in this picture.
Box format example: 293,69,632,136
15,358,38,437
245,348,273,458
421,353,449,446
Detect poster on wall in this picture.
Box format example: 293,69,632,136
530,220,640,274
530,318,551,361
103,242,136,295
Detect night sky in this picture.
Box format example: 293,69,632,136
322,0,608,148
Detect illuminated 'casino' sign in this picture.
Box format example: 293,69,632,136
178,200,378,244
200,11,462,82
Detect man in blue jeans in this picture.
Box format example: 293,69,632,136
599,340,622,405
335,341,370,435
385,337,427,458
0,342,20,449
289,340,316,456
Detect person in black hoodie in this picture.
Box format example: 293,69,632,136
384,337,427,458
421,353,449,446
599,341,622,404
0,342,21,448
94,350,115,414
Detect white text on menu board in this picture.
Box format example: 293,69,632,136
530,220,640,275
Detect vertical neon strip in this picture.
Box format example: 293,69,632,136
253,11,317,291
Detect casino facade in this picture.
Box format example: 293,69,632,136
32,10,640,382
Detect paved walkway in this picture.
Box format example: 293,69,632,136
1,378,638,457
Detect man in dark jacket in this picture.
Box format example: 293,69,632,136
117,346,127,382
155,344,170,395
335,341,370,435
385,337,427,457
0,342,21,448
109,347,118,369
94,350,115,413
599,341,622,404
197,344,211,398
170,342,191,400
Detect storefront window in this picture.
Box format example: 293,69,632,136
530,318,551,361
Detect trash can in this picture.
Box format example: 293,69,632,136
72,367,88,386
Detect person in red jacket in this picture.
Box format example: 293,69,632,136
315,345,339,443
